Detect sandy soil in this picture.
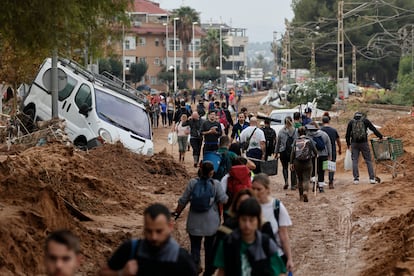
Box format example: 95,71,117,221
0,92,413,275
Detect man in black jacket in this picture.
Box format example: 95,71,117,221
100,204,196,276
345,111,383,185
183,112,205,167
201,110,222,153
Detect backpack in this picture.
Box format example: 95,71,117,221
213,151,231,180
352,119,366,142
226,166,252,203
313,135,326,151
219,110,229,128
285,131,295,156
295,137,312,160
263,127,276,150
190,178,215,212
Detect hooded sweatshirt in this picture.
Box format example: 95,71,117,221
307,129,332,158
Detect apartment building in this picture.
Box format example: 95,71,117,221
122,0,203,91
201,23,249,80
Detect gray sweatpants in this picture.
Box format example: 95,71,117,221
351,142,375,180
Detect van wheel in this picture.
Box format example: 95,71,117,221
74,137,87,151
22,107,36,133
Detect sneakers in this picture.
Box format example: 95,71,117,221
319,187,325,193
370,179,377,184
303,194,308,202
329,182,334,189
353,179,359,185
283,184,288,190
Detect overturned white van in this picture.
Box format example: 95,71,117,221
23,58,153,155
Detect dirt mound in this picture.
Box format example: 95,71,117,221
379,116,414,147
0,142,190,274
360,209,414,276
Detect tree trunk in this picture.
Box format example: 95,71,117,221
183,43,189,72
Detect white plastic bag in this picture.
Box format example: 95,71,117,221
344,149,352,171
168,132,177,145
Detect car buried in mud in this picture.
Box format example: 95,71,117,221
23,57,154,155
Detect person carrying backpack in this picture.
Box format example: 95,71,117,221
290,127,318,202
262,119,277,161
100,204,197,276
220,102,234,135
321,114,342,189
214,198,287,276
345,111,383,184
251,173,293,273
174,161,228,276
305,122,332,193
275,116,298,190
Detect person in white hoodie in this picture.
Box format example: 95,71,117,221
305,122,332,193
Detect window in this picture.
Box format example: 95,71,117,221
58,75,77,101
138,37,146,46
139,57,146,63
189,39,201,51
168,39,181,51
125,40,130,50
75,84,92,110
155,39,160,47
125,59,130,68
154,58,160,66
195,61,200,70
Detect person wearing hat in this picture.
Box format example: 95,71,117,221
345,111,383,184
302,107,313,126
320,114,342,189
305,122,332,192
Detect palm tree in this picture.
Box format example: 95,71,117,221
171,6,200,73
199,29,230,69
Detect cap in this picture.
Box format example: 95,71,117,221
304,107,312,113
259,121,265,126
305,124,318,131
354,112,363,119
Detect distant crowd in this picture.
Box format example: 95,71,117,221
43,96,384,275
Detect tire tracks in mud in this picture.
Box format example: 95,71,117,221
279,179,362,276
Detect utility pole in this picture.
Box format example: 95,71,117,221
352,46,357,85
311,42,316,78
273,32,279,80
337,0,345,99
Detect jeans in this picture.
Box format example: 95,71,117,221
161,112,167,126
167,110,174,126
280,151,297,188
190,138,202,164
351,142,375,180
247,148,263,174
189,234,216,276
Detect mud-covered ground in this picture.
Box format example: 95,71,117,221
0,92,413,275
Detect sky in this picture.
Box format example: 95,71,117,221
157,0,294,43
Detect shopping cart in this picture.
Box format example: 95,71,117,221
370,137,405,179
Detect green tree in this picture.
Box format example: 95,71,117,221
0,0,130,99
130,62,149,88
109,58,123,78
199,29,230,69
99,59,112,74
171,6,200,73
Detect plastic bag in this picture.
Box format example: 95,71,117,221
344,149,352,171
168,132,177,145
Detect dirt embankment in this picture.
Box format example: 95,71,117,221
0,142,190,275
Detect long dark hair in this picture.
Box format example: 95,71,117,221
229,189,255,216
198,161,214,179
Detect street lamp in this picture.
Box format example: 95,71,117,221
163,20,169,69
192,22,198,90
173,17,179,95
219,25,224,90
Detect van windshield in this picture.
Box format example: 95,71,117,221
95,89,151,139
270,112,291,125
